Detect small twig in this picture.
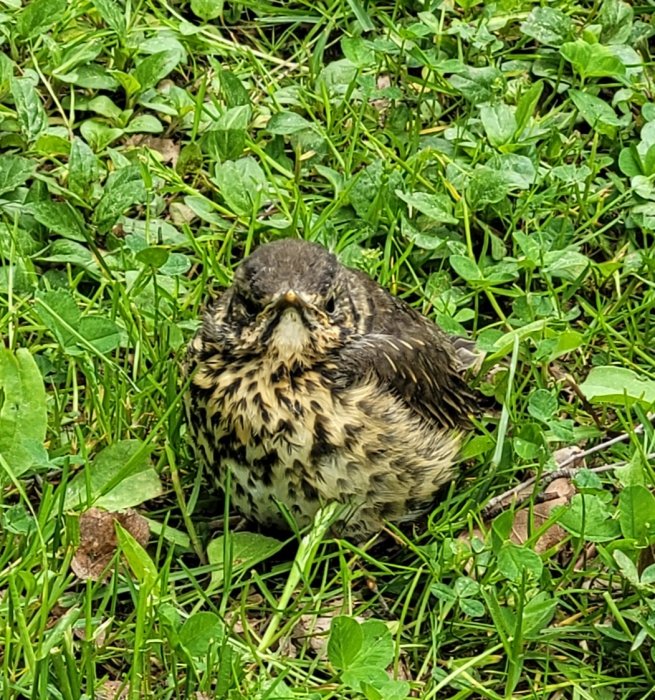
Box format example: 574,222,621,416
484,456,655,520
482,419,654,519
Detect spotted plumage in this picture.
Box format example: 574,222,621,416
185,239,482,539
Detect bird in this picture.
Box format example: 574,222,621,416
184,238,483,540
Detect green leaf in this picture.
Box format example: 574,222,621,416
35,290,121,356
487,154,536,189
219,70,250,107
557,493,621,542
361,679,409,700
16,0,66,38
467,166,512,207
560,40,626,79
522,592,558,639
68,137,101,198
94,166,147,232
207,532,283,591
521,7,572,46
395,190,457,224
569,90,622,137
328,616,394,691
599,0,633,45
43,240,98,273
341,36,375,67
459,598,485,618
497,542,543,582
346,0,374,32
212,157,268,216
78,317,121,354
619,485,655,543
613,550,640,586
11,78,48,141
448,65,503,103
430,582,457,604
528,389,558,422
267,112,316,135
480,103,516,147
35,290,81,352
328,616,363,670
134,51,180,92
92,0,126,34
29,201,87,241
116,522,158,591
191,0,224,21
515,81,544,136
57,65,120,91
183,195,225,225
579,366,655,407
136,246,170,269
64,440,160,510
216,105,251,131
160,253,191,277
0,155,34,195
543,249,590,281
449,255,483,282
124,114,164,134
179,612,225,656
1,504,36,536
0,349,48,482
349,160,402,222
80,119,124,151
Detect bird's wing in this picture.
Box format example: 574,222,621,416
333,331,480,428
331,273,482,428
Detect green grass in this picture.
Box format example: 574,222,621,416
2,0,655,697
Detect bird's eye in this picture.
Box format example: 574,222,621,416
240,295,259,317
325,295,336,315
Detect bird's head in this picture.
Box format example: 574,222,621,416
206,239,365,363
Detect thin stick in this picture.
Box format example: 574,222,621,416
482,419,654,518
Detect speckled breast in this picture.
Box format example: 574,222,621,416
187,349,461,538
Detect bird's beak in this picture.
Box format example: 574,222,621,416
274,290,306,310
283,290,298,305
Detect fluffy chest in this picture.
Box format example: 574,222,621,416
189,345,458,534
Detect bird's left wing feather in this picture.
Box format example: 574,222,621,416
329,331,480,429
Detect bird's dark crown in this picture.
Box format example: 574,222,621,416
233,239,340,306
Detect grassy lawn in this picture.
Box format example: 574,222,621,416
2,0,655,697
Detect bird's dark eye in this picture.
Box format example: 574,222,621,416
325,295,336,315
240,295,259,317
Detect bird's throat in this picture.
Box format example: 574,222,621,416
268,307,311,360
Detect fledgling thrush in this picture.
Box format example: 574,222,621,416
185,239,482,539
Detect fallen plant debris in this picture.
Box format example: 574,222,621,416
71,508,150,582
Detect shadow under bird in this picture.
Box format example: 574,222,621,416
185,238,483,539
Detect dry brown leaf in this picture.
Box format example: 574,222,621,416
124,135,180,166
169,202,198,225
553,445,585,469
74,617,112,648
292,598,365,657
510,478,575,553
71,508,149,582
371,74,392,116
95,680,129,700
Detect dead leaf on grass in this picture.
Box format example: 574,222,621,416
169,201,197,225
510,477,576,553
95,680,129,700
71,508,149,582
292,598,365,657
124,135,180,166
553,445,585,469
